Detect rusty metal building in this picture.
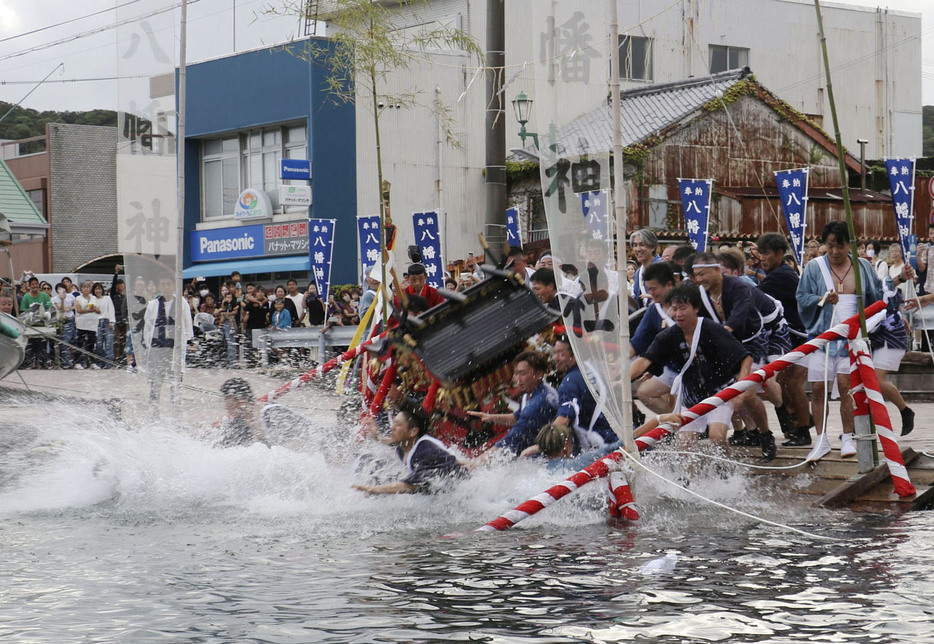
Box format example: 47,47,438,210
511,68,916,247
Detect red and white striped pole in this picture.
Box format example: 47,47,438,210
254,330,390,404
634,302,887,451
848,337,915,497
476,302,890,532
476,449,629,532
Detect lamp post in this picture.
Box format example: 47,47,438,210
511,91,539,149
857,138,868,194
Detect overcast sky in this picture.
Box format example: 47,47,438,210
0,0,930,113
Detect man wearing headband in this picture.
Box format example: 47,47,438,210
691,252,793,460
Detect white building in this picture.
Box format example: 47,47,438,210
344,0,922,263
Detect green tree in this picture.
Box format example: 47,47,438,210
923,105,933,157
0,102,117,152
270,0,481,311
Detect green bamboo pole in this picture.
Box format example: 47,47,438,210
813,0,878,466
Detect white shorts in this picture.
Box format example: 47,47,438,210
807,352,850,382
872,346,905,372
657,366,677,387
680,401,735,433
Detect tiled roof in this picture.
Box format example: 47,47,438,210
0,157,47,228
548,67,752,156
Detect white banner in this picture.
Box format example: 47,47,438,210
115,0,179,255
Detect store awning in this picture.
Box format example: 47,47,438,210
182,255,310,279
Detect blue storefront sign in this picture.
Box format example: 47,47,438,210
280,159,311,181
191,220,309,262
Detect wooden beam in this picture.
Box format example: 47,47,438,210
817,448,919,509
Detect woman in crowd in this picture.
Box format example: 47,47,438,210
883,243,914,300
242,285,269,364
92,282,116,368
339,288,359,326
783,253,801,275
271,285,298,323
74,280,100,369
320,292,345,334
802,238,820,266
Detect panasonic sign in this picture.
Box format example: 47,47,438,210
190,219,311,263
199,233,255,255
191,225,264,261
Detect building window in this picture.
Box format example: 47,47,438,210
26,189,45,217
647,184,669,229
200,122,308,220
242,127,283,211
709,45,748,74
619,35,653,81
202,137,239,219
283,125,308,187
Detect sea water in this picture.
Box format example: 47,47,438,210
1,396,933,643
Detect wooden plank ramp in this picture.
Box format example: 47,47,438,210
733,444,934,512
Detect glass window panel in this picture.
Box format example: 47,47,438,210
250,153,262,188
203,159,222,218
203,139,221,156
223,156,239,215
709,45,728,73
619,36,652,81
222,137,239,153
263,129,280,147
27,189,44,216
249,132,261,150
286,125,306,145
729,47,748,69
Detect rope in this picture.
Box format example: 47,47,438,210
30,329,227,399
617,449,838,541
655,450,812,472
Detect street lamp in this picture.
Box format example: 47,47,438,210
511,90,539,149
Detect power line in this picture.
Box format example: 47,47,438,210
0,0,203,64
0,76,148,85
0,0,147,45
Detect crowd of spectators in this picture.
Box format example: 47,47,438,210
3,222,931,382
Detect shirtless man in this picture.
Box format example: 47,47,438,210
796,221,882,460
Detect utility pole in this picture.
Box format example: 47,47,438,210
610,1,635,456
173,0,188,410
484,0,506,241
